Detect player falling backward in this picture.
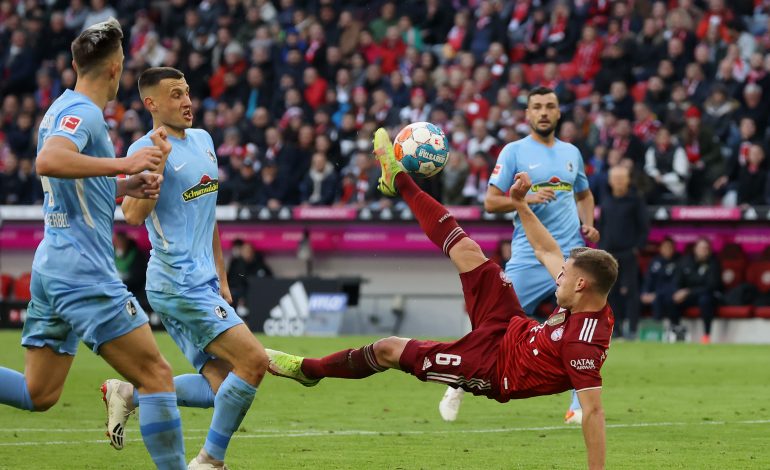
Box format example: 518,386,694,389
267,129,617,470
100,67,268,470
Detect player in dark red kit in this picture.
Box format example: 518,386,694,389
267,128,617,470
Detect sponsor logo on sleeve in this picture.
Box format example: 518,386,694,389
492,164,502,176
59,116,83,134
570,358,596,370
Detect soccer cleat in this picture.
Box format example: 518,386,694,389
188,457,230,470
564,408,583,425
101,379,135,450
265,348,320,387
438,386,465,422
372,127,402,197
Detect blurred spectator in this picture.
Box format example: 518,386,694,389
462,151,490,205
680,106,723,204
227,240,273,309
256,162,284,210
598,166,649,339
735,144,770,206
82,0,117,31
641,238,682,338
1,30,37,97
673,238,722,344
492,239,512,269
441,151,470,206
300,152,339,206
114,231,148,309
339,151,382,209
644,128,689,204
369,1,397,42
701,85,739,142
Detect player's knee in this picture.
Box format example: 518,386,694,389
27,386,61,412
373,337,401,368
137,356,174,393
232,347,268,386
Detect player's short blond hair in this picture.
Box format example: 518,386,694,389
569,247,618,297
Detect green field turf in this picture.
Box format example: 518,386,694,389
0,331,768,469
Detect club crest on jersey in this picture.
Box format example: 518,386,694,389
531,176,573,192
551,325,564,341
499,271,512,287
207,149,216,162
546,310,566,326
126,300,137,317
59,116,82,134
214,306,228,319
182,175,219,202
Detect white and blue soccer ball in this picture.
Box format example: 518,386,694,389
394,122,449,178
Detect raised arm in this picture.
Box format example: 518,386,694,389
36,136,161,178
577,388,606,470
122,128,172,225
576,189,599,244
509,172,564,280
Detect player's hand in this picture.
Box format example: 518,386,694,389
124,173,164,199
510,172,532,205
525,187,556,204
582,225,600,243
220,282,233,305
149,126,172,159
123,146,163,174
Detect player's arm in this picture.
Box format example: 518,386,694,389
577,388,606,470
36,136,162,178
484,184,517,212
122,129,173,225
213,222,233,304
509,172,563,279
116,173,163,199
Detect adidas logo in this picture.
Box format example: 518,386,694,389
422,358,432,370
263,282,309,337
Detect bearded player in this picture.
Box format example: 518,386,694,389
266,129,616,470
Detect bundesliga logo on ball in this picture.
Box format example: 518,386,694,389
393,122,449,178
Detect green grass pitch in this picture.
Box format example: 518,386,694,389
0,331,768,469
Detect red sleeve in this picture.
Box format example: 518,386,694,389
561,340,605,391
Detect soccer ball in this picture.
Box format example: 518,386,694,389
393,122,449,178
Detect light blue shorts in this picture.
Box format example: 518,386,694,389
21,270,149,355
147,280,242,372
506,263,557,315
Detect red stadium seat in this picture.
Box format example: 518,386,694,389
717,306,752,319
523,64,546,85
754,307,770,319
631,81,648,102
13,272,32,302
746,261,770,293
684,306,701,318
720,259,746,291
719,242,746,262
558,63,577,81
574,83,594,100
0,273,13,299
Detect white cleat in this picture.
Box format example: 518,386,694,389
188,456,230,470
101,379,135,450
438,386,465,422
564,408,583,424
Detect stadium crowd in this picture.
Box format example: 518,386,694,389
1,0,770,208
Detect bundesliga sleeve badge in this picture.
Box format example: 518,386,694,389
59,116,83,134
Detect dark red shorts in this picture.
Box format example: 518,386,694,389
399,260,528,402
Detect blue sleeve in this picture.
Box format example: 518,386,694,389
126,136,152,157
48,103,103,153
488,143,517,192
574,150,589,193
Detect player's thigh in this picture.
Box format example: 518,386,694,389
507,263,557,315
99,323,173,393
48,276,149,354
24,346,75,410
204,323,267,384
448,237,488,274
460,259,524,329
21,271,80,356
148,283,243,370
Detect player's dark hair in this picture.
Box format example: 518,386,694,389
138,67,185,98
569,247,618,297
71,17,123,76
527,86,557,105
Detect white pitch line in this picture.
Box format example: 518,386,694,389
0,419,768,447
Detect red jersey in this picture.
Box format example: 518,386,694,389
497,305,614,400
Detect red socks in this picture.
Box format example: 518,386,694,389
301,344,386,379
395,173,467,256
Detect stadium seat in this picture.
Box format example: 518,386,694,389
13,272,32,302
523,64,546,85
558,63,577,81
631,81,648,102
720,259,747,291
684,306,701,318
717,306,752,319
574,83,594,100
746,261,770,293
754,307,770,319
719,242,746,262
0,273,13,299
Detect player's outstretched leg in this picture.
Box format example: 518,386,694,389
565,390,583,424
373,128,479,269
0,366,35,410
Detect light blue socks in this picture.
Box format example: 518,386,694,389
0,367,34,410
137,392,186,469
203,372,257,461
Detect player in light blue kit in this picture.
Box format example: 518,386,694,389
439,87,600,424
101,67,268,470
0,19,187,470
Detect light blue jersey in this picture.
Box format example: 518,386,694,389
129,128,240,371
489,135,589,313
33,89,119,282
22,89,148,355
128,129,220,295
